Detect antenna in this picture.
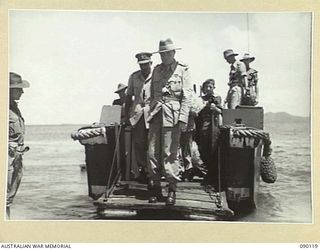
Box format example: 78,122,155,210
247,13,250,53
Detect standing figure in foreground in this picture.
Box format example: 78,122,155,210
125,52,153,182
196,79,222,188
7,72,30,219
223,49,248,109
147,38,193,205
240,53,259,106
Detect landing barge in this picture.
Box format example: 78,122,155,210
71,105,275,220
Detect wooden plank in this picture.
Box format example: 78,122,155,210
107,195,217,205
114,186,210,196
97,201,233,217
96,180,235,219
112,181,221,201
109,190,211,199
97,206,232,220
105,196,218,210
108,190,228,208
119,180,205,189
95,190,234,219
114,183,208,193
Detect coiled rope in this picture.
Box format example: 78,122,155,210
71,127,106,140
220,125,277,183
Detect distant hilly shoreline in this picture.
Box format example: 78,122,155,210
264,112,310,123
26,112,310,126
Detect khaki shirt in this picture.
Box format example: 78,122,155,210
8,102,25,156
229,60,247,86
247,68,258,87
126,70,151,128
148,60,193,127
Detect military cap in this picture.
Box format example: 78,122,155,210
10,72,30,88
135,52,152,64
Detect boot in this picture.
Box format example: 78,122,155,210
135,168,148,184
148,183,163,203
166,190,176,206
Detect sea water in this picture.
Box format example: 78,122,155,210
9,119,312,222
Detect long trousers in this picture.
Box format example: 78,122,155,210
7,154,23,207
180,131,193,171
147,113,181,191
132,116,148,173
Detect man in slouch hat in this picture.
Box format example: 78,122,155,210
147,38,193,205
125,52,153,182
112,83,127,106
112,83,127,123
223,49,248,109
240,53,259,106
7,72,30,219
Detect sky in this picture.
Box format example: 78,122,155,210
9,11,311,125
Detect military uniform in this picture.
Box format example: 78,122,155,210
226,60,247,109
147,60,193,191
196,94,222,186
180,92,205,175
126,69,151,175
7,101,26,208
245,68,259,106
112,98,126,122
112,85,127,177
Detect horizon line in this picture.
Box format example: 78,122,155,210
25,111,310,126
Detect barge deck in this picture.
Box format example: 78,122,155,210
94,180,234,220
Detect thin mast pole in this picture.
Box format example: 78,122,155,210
247,13,250,53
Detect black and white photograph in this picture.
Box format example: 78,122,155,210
6,10,312,223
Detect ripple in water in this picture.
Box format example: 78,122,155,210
8,122,312,222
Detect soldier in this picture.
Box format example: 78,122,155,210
180,91,206,181
112,84,127,177
7,72,30,219
240,53,259,106
223,49,248,109
112,83,127,123
112,83,127,106
147,38,193,205
125,52,153,182
195,79,222,188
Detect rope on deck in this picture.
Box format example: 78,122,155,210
220,125,277,183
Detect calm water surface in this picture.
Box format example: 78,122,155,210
10,120,312,222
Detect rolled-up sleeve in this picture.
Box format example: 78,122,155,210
8,112,25,158
237,61,247,77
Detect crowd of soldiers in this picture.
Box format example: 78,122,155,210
6,38,259,217
112,38,259,206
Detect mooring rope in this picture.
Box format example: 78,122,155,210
220,125,277,183
71,127,105,140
